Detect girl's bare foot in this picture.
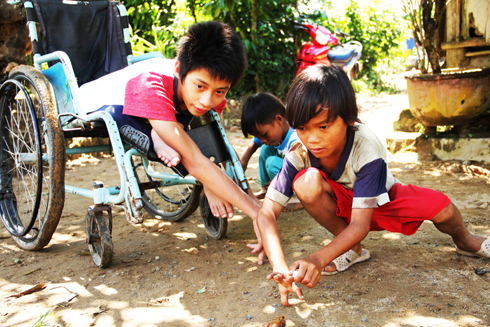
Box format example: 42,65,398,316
283,197,303,212
254,183,270,200
254,191,267,200
151,129,181,167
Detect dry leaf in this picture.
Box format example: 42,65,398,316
6,283,47,298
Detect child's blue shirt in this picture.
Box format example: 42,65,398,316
253,128,299,157
266,124,400,209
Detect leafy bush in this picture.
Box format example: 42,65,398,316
124,0,408,96
332,1,407,92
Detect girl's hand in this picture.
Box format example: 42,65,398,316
267,271,304,306
289,256,323,288
246,243,266,265
246,219,266,265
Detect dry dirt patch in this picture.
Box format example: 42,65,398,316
1,94,490,327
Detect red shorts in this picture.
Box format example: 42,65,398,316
293,168,451,236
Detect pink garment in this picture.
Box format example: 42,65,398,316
123,71,225,122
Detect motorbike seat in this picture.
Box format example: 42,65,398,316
327,44,358,62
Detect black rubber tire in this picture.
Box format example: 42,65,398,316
86,208,113,268
132,158,202,222
199,193,228,240
0,65,65,250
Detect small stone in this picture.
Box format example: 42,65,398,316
246,315,252,320
155,256,160,260
362,318,367,322
475,267,489,275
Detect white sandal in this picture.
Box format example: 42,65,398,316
321,249,371,275
456,237,490,259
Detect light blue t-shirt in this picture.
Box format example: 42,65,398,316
253,128,299,157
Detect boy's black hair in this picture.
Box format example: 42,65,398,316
241,92,286,138
177,21,247,88
286,64,361,129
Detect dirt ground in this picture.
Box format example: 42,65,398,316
1,93,490,327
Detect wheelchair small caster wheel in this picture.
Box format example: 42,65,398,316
200,193,227,240
86,205,113,268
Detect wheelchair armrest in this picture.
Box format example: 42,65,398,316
128,52,165,65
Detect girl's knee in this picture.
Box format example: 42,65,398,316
293,169,326,203
432,202,458,224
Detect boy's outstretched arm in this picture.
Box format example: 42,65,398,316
258,198,304,306
240,140,260,172
290,208,373,288
149,119,260,220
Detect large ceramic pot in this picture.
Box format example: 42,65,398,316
405,68,490,127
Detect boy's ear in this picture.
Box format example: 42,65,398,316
174,61,180,77
275,114,284,125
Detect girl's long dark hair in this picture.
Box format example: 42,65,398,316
286,64,361,128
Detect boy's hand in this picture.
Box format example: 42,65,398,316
267,271,304,306
289,256,323,288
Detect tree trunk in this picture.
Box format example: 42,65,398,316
251,0,261,92
0,0,31,78
421,0,445,74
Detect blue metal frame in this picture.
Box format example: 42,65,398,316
19,0,248,224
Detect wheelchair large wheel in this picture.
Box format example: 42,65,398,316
0,65,65,250
199,193,228,240
132,158,202,222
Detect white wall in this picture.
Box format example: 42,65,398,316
467,0,490,42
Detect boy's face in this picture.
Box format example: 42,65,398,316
296,108,348,160
254,115,287,146
176,63,231,116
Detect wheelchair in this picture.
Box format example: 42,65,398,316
0,0,249,268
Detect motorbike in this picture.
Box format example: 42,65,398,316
295,22,363,79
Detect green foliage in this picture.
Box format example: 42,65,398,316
30,308,64,327
123,0,408,96
201,0,332,98
122,0,196,59
332,0,406,91
130,25,178,59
